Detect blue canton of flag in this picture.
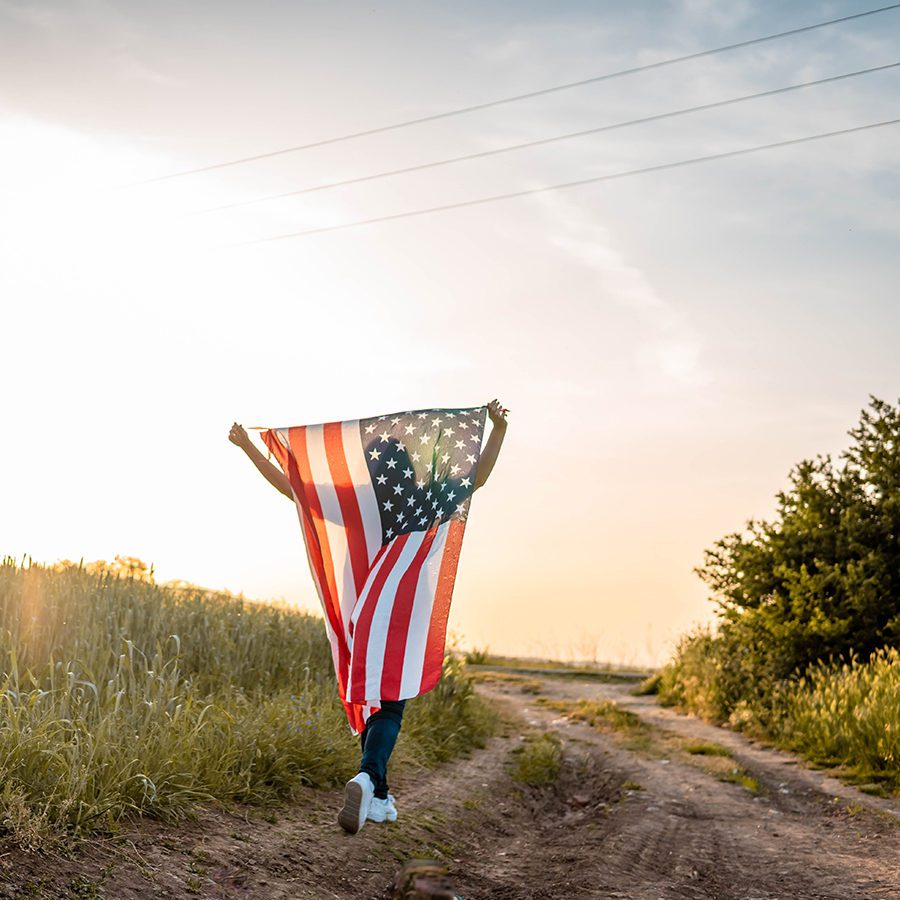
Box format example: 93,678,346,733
360,407,487,545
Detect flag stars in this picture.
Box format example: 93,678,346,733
368,409,484,544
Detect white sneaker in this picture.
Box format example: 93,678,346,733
338,773,374,834
367,794,398,823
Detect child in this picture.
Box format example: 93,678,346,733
230,400,508,832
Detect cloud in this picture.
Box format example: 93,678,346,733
679,0,754,30
536,192,710,390
0,1,66,30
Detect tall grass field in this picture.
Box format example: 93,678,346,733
0,559,495,845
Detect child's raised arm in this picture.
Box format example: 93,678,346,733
229,423,293,500
474,399,508,490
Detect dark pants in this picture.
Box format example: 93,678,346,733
359,700,406,799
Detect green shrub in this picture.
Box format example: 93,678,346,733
695,396,900,696
510,732,561,785
658,398,900,791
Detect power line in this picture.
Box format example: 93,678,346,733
131,2,900,186
194,62,899,214
233,117,900,246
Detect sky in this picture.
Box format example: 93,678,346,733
1,0,898,667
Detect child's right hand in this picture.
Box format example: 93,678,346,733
229,422,251,448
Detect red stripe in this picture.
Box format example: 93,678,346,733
349,541,389,639
419,518,466,694
261,430,329,604
273,427,351,699
349,534,410,701
260,429,289,475
322,422,370,598
379,527,438,700
342,700,367,734
263,431,331,604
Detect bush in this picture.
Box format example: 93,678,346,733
657,397,900,791
695,396,900,692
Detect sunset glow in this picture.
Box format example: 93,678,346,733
2,2,899,668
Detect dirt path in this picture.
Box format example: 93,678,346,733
464,675,900,899
0,674,897,899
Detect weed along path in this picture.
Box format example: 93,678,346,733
1,672,897,899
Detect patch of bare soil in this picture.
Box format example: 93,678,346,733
0,676,897,899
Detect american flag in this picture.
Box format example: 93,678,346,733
261,406,487,732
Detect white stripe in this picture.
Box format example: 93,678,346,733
344,541,397,697
362,531,428,701
348,541,395,634
304,425,357,634
350,532,428,703
398,521,452,698
342,419,383,567
277,429,344,682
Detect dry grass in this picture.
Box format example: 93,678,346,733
0,559,496,843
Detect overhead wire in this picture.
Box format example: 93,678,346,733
232,117,900,246
193,62,900,214
132,3,900,186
